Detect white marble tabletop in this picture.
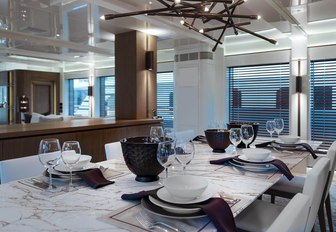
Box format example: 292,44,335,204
0,143,310,232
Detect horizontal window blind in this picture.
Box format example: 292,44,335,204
228,63,290,137
69,78,89,117
99,76,115,118
157,72,174,128
310,59,336,150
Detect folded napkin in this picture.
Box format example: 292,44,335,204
210,156,294,180
193,135,208,143
77,168,115,189
122,189,237,232
255,141,318,159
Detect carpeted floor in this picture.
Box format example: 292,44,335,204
263,184,335,232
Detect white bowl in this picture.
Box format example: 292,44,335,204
164,175,208,200
242,148,271,161
72,155,92,169
279,135,300,144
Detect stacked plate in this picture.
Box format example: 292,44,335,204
229,148,276,172
141,187,213,219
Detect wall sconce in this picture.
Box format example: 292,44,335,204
88,86,93,96
19,95,29,112
296,76,302,93
145,51,154,71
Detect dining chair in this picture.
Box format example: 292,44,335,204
264,140,336,232
0,155,45,184
175,129,195,142
104,142,123,160
235,157,330,232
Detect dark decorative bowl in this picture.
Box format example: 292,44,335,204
204,129,231,153
227,122,259,148
120,136,168,182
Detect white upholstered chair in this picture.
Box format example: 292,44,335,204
0,155,45,184
265,140,336,232
175,129,195,142
104,142,123,160
235,157,330,232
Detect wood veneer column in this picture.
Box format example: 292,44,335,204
115,31,157,120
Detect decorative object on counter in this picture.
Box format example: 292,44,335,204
19,95,32,123
204,129,231,153
227,122,259,148
120,136,171,182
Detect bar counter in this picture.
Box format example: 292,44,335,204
0,118,162,161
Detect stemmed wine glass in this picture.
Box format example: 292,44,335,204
266,120,276,138
241,124,254,148
62,141,81,191
229,128,242,156
157,141,176,184
164,128,175,142
38,138,61,194
175,140,195,175
150,126,164,142
274,118,284,137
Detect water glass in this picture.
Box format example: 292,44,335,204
150,126,164,142
157,141,176,182
241,124,254,148
62,141,81,191
266,120,276,138
175,140,195,175
38,138,61,194
229,128,241,155
274,118,284,137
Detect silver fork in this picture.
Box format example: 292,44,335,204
136,210,185,232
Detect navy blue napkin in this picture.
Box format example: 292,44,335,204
122,188,237,232
210,156,294,180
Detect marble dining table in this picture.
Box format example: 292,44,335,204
0,139,319,232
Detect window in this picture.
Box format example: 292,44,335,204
99,76,115,118
157,72,174,128
228,63,290,137
69,78,89,116
310,59,336,149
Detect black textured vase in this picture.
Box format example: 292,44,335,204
120,137,165,182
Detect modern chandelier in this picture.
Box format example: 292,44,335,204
101,0,278,52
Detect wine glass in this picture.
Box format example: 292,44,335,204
164,128,175,143
157,141,176,183
274,118,284,137
62,141,81,191
241,124,254,148
38,138,61,194
150,126,164,142
175,140,195,175
229,128,241,155
266,120,276,138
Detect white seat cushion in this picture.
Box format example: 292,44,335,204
270,175,305,194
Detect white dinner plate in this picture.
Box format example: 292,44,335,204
229,160,276,172
148,196,201,214
54,162,96,173
157,187,212,204
238,155,275,163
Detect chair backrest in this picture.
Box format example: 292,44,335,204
104,142,123,160
266,193,310,232
175,129,195,142
0,155,45,184
324,140,336,200
302,157,330,232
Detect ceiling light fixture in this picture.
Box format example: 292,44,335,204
101,0,277,52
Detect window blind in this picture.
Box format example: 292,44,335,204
99,76,115,118
68,78,89,116
310,59,336,150
228,63,290,137
157,72,174,128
